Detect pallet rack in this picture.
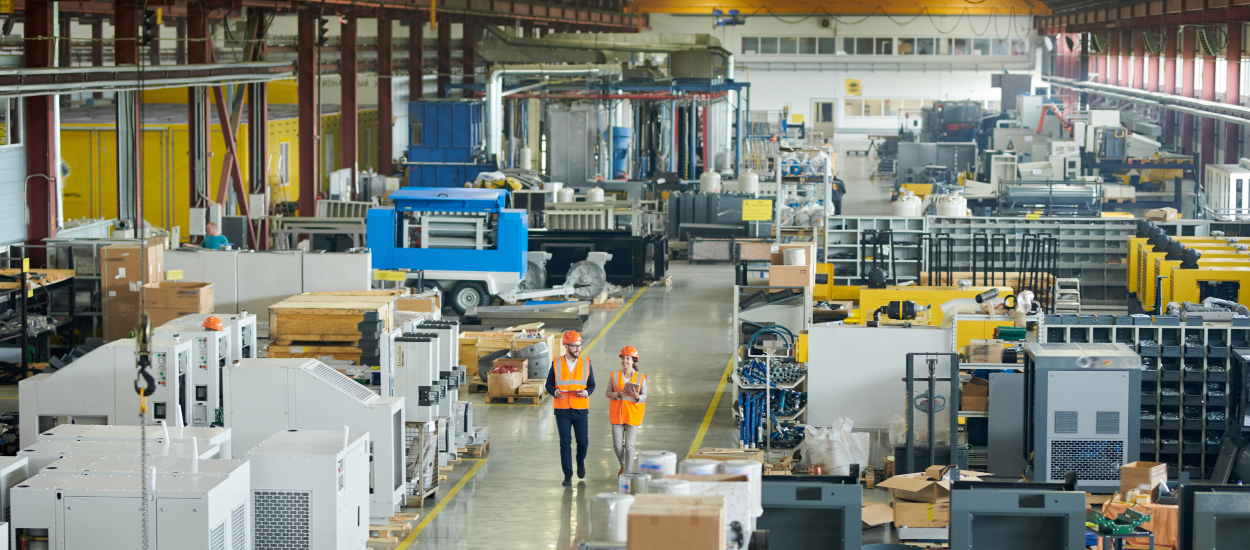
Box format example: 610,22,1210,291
824,216,928,287
1043,314,1245,480
732,285,810,450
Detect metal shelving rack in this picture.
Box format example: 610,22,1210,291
732,285,810,451
1043,314,1244,480
824,216,928,287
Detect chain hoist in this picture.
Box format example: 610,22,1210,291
134,312,155,550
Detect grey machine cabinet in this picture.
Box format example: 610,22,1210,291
758,475,862,550
1178,484,1250,550
1024,342,1141,492
949,485,1087,550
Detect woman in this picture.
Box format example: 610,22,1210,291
606,345,647,474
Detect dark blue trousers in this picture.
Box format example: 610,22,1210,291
555,409,589,477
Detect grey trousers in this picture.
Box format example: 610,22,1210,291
612,424,639,470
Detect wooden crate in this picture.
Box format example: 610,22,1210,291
267,344,363,362
269,296,395,342
459,331,562,377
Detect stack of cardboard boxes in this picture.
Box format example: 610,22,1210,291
101,239,165,341
878,466,985,530
768,242,817,288
627,494,726,550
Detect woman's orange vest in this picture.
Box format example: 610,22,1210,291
608,370,645,426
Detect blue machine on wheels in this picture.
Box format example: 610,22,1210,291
368,188,572,314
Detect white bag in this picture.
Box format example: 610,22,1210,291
804,418,870,476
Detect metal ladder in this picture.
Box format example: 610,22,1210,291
1053,277,1082,314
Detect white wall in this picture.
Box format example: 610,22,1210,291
648,14,1043,133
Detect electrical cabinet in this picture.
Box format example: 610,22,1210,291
36,424,233,460
168,312,259,363
155,324,230,427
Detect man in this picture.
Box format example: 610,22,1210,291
546,330,596,486
201,222,229,250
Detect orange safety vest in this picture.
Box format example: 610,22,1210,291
609,370,645,426
553,356,590,409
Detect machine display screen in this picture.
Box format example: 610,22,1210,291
1215,516,1250,548
970,514,1066,550
757,506,845,550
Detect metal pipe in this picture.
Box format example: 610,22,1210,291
1042,75,1250,127
486,63,622,158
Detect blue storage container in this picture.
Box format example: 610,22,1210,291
407,162,498,188
406,100,496,187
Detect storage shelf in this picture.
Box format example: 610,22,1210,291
958,410,988,418
732,371,807,390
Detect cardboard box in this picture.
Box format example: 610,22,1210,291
492,357,529,374
768,265,813,288
487,370,525,396
103,294,142,341
736,241,774,261
961,376,989,411
100,241,165,294
877,469,986,503
1146,207,1179,221
862,501,893,529
770,242,817,267
145,305,215,328
627,494,726,550
1120,461,1168,501
142,282,214,310
689,448,766,463
966,339,1004,363
892,500,951,528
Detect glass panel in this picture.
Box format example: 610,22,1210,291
742,37,759,54
1011,38,1028,56
779,36,798,54
8,99,20,146
952,38,970,55
818,37,837,54
820,102,834,122
922,99,936,108
973,38,991,55
917,38,935,55
844,99,864,116
856,37,873,55
992,38,1009,56
903,99,924,109
864,99,883,116
883,99,899,116
843,37,856,54
899,38,915,55
799,37,817,54
876,37,893,55
0,99,8,146
760,37,778,54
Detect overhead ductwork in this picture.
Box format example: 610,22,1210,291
485,63,623,157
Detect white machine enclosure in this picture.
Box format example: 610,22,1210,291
36,424,233,459
222,358,406,520
246,429,369,550
18,337,195,448
155,324,230,427
390,333,441,423
1205,163,1250,220
18,440,221,473
0,458,30,529
10,459,250,550
169,312,258,363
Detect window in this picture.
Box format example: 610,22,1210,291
951,38,970,56
917,38,936,55
899,38,915,55
903,99,924,110
742,37,759,54
799,37,817,54
863,99,883,116
323,134,335,179
759,37,778,54
844,99,863,116
0,99,20,146
278,142,290,184
856,37,873,55
818,37,837,54
1011,38,1028,56
876,38,893,55
973,38,991,56
992,38,1010,56
842,37,856,54
779,36,797,54
818,102,834,123
883,99,898,116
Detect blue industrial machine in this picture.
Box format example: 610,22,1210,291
368,188,571,313
407,100,498,187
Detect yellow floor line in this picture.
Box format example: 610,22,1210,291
396,458,488,549
583,286,647,353
687,355,736,459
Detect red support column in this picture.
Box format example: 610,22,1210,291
462,17,476,98
1228,22,1242,164
115,0,143,224
1182,27,1196,154
341,15,358,193
1108,31,1120,87
297,11,320,216
1148,31,1160,93
409,17,424,102
91,17,103,99
378,18,393,176
24,0,57,263
1133,31,1145,89
1164,27,1178,143
437,17,451,98
175,18,186,65
1203,47,1217,167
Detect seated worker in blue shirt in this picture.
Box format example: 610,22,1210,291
201,222,229,250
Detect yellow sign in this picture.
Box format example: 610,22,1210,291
165,269,184,281
742,200,773,221
373,270,409,282
790,114,805,124
21,257,28,272
845,79,862,96
0,0,12,15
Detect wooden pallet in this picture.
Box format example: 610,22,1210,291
590,297,623,309
462,440,490,458
467,381,488,393
271,335,363,345
406,486,438,508
1102,197,1136,203
485,392,549,405
267,343,363,362
369,520,412,542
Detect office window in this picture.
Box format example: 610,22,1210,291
883,99,899,116
899,38,915,55
973,38,991,55
844,99,864,116
742,37,759,54
1011,38,1028,56
759,37,778,54
799,37,817,54
856,37,873,55
917,38,936,55
992,38,1010,56
951,38,970,55
818,37,837,54
842,37,856,54
779,36,798,54
876,38,893,55
863,99,883,116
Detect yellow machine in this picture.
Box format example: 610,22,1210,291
1146,254,1250,310
853,285,1013,348
1137,243,1245,298
1129,236,1235,293
1166,266,1250,305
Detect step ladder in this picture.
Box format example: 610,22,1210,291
1053,277,1081,314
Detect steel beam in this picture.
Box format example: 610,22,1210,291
1108,30,1120,87
1164,26,1177,144
175,18,186,65
378,18,394,176
1203,48,1217,168
437,15,451,98
248,9,270,250
297,10,319,217
115,0,142,225
462,16,476,98
1229,22,1243,164
341,15,359,195
409,16,424,101
211,85,258,249
1182,26,1196,154
187,2,210,230
24,0,57,263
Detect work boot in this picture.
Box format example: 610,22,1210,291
562,476,572,487
577,463,586,479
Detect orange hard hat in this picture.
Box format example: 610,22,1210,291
619,346,639,361
562,330,582,345
202,316,224,332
